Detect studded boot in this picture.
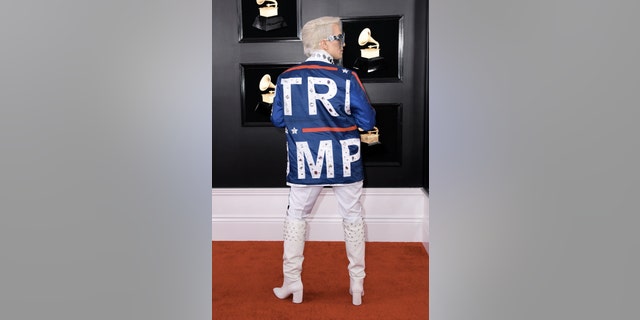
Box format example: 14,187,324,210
273,218,306,303
343,218,366,306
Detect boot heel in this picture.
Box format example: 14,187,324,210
352,291,363,306
292,290,303,303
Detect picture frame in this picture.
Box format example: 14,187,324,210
361,103,403,166
341,16,404,82
238,0,301,42
240,63,296,126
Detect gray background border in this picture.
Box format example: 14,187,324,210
430,0,638,319
1,1,212,319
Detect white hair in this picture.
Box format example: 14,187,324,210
301,16,342,56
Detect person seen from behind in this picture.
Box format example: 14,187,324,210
270,16,376,306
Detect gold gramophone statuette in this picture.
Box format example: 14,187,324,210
359,127,381,146
252,0,287,31
257,0,278,17
259,74,276,104
353,27,385,73
358,28,380,58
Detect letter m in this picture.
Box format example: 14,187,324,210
295,140,334,179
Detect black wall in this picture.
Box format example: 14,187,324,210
213,0,427,188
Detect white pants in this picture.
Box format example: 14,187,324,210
286,181,364,223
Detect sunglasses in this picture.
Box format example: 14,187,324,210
326,33,345,44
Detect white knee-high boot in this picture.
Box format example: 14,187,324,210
343,219,366,306
273,218,306,303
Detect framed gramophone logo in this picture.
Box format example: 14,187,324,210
341,16,404,82
238,0,301,42
240,63,296,126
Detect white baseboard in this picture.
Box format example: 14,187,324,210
422,191,429,254
212,188,429,242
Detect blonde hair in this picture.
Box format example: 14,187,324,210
301,16,342,56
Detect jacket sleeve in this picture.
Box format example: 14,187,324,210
270,76,286,128
349,72,376,131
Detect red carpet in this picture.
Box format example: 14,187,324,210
213,241,429,320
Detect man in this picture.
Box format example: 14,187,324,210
270,16,376,306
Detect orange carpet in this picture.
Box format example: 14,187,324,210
212,241,429,320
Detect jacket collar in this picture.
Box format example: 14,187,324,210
306,50,334,64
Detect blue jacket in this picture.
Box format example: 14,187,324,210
271,60,376,185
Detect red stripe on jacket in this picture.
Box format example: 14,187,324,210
302,125,358,133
